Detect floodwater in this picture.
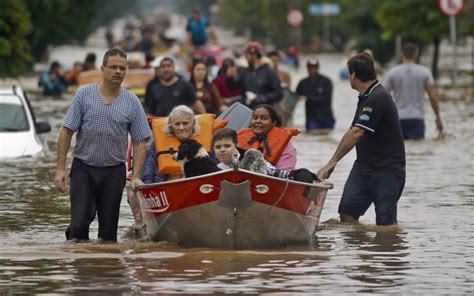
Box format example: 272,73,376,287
1,54,473,294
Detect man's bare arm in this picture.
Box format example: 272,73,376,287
130,139,148,190
426,84,444,134
317,127,365,179
54,127,74,192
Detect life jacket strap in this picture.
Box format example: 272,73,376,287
156,148,178,156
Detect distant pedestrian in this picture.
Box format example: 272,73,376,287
267,50,291,87
63,62,83,87
189,59,225,115
212,58,242,105
317,53,405,226
268,50,298,127
296,58,335,133
363,48,383,75
384,43,444,139
105,24,115,49
82,53,97,71
186,8,216,49
145,57,206,116
54,48,151,242
38,61,67,97
144,56,163,115
238,41,283,108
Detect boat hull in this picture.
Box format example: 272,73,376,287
129,170,332,249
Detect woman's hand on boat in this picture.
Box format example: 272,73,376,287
130,177,144,191
54,169,69,193
317,162,336,180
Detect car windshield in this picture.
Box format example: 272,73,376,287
0,95,29,132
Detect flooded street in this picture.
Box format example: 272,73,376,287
1,54,473,294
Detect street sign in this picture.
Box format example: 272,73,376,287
308,3,341,16
287,9,304,27
439,0,464,16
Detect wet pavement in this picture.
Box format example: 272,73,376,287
0,53,473,294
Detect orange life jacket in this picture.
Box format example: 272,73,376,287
238,127,299,165
150,114,227,175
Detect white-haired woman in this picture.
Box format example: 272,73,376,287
142,105,200,183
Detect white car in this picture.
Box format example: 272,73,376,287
0,85,51,158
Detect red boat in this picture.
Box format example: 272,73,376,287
127,169,333,249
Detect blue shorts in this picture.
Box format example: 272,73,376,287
400,119,425,140
306,117,335,131
338,167,405,225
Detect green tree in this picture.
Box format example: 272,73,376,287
25,0,101,61
330,0,393,63
25,0,149,61
375,0,450,77
0,0,32,78
458,0,474,36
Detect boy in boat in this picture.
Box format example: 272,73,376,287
213,128,316,183
214,128,302,180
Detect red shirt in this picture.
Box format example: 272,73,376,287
212,75,241,99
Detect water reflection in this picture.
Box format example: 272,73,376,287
341,228,409,290
62,257,131,294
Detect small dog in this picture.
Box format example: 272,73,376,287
239,149,267,174
175,139,221,178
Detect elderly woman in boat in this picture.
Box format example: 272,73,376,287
142,105,201,183
238,104,298,171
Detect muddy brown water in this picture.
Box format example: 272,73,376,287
1,54,472,294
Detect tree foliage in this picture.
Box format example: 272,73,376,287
25,0,147,61
0,0,149,77
330,0,392,63
375,0,449,45
458,0,474,36
25,0,98,61
0,0,32,78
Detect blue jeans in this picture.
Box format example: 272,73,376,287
400,119,425,140
338,167,405,225
306,117,335,131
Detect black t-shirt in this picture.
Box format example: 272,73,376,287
238,64,283,108
144,76,160,113
296,74,334,121
148,76,197,116
351,81,405,174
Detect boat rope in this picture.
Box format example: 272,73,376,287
225,207,238,249
236,178,290,220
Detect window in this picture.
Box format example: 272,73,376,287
0,95,29,132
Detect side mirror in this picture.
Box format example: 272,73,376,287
36,122,51,134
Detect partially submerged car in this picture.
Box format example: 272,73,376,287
0,85,51,158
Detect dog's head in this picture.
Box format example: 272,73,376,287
174,139,209,165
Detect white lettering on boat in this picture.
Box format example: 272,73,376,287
141,191,170,213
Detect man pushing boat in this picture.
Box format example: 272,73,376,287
317,53,406,226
